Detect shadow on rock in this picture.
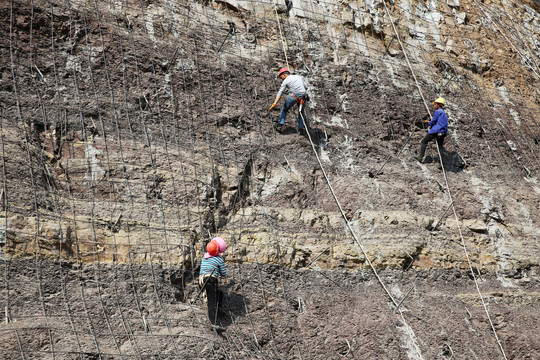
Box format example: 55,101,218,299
305,127,329,147
424,148,466,173
215,283,250,328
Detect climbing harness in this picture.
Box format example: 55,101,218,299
290,93,304,105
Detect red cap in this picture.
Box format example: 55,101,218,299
277,67,290,77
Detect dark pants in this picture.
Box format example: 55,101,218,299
419,133,446,159
200,276,223,324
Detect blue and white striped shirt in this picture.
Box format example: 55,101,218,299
199,256,227,277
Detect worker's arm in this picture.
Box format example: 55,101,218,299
269,95,281,111
428,110,441,128
270,77,290,110
219,258,227,277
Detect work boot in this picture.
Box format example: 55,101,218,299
274,122,283,133
297,128,306,136
210,324,225,332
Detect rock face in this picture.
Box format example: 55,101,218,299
1,0,539,358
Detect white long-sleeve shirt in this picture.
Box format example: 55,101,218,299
277,74,307,97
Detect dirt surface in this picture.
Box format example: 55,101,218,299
1,258,539,359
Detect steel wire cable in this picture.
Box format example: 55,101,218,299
29,1,87,354
453,18,536,177
500,0,540,75
428,0,540,348
389,0,523,178
3,0,539,358
262,2,425,357
382,1,509,358
194,3,295,356
5,0,536,233
150,8,235,360
77,6,164,357
429,2,533,180
9,1,60,357
306,0,432,354
140,2,257,355
462,0,540,171
200,4,296,358
470,0,540,80
185,19,238,360
82,3,166,356
278,7,396,354
388,0,523,181
2,239,27,359
22,0,540,98
120,0,194,354
292,1,502,358
111,33,193,356
62,2,133,355
51,7,119,352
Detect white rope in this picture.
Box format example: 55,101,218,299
267,3,424,355
382,2,507,358
298,104,424,359
272,0,290,69
382,3,432,117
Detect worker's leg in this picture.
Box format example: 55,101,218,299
419,133,437,159
217,288,224,309
279,95,297,126
205,277,219,324
436,133,446,151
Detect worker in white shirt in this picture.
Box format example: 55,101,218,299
269,68,308,134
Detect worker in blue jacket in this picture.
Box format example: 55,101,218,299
415,98,448,163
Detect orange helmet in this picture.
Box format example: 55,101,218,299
206,240,219,257
277,67,290,78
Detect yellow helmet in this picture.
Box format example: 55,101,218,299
433,97,445,106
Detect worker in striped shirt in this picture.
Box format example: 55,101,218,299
199,237,227,327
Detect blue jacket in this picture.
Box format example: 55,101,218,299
428,108,448,134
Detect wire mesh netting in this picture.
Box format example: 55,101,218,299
1,0,540,358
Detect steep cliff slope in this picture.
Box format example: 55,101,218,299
1,0,539,358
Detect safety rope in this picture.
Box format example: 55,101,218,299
382,2,508,358
264,3,424,358
272,0,290,69
297,103,424,358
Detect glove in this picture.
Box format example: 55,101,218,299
269,103,276,111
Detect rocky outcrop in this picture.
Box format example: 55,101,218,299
1,0,539,358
